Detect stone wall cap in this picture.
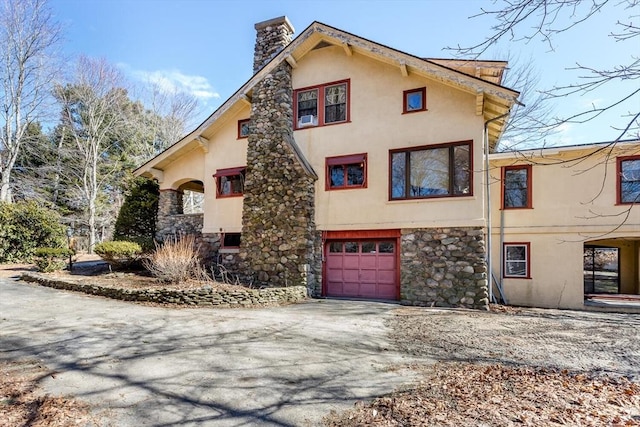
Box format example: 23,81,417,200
254,16,295,34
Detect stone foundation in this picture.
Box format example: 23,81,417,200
401,227,489,309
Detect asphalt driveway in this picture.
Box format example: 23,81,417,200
0,277,421,426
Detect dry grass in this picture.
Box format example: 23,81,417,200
144,235,208,283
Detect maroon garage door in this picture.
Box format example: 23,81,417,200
325,240,398,300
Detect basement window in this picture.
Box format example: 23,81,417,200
222,233,241,248
214,167,245,198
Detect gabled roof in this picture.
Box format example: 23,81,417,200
135,21,520,179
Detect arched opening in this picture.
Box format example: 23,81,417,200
176,180,204,214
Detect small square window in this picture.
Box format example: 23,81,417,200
222,233,241,248
214,167,245,198
403,87,426,114
238,119,250,139
504,243,531,279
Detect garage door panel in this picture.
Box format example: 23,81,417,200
325,239,398,300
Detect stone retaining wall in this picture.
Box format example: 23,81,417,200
401,227,489,310
21,273,307,307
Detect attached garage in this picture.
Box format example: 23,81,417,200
323,230,400,300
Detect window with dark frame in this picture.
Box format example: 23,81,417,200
583,246,620,294
502,165,532,209
403,87,426,113
294,80,349,129
222,232,241,248
617,155,640,204
390,141,471,200
503,243,530,278
214,167,245,198
238,119,250,139
326,153,367,190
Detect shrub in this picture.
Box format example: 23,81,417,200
33,247,74,273
0,202,66,263
113,177,159,251
144,235,204,283
94,240,142,268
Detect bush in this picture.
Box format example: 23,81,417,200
0,202,67,263
34,247,74,273
94,240,142,268
144,235,204,283
113,177,159,251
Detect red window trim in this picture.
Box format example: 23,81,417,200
616,155,640,205
221,232,241,249
293,79,351,130
501,164,533,209
402,87,427,114
213,166,246,198
237,118,250,139
388,140,474,201
325,153,367,191
503,242,531,279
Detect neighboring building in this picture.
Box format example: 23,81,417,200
134,17,639,310
490,142,640,309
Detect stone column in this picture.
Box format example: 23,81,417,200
156,189,183,241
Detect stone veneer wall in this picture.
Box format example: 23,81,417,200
239,18,318,289
401,227,489,310
22,273,306,307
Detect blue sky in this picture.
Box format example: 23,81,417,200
49,0,634,147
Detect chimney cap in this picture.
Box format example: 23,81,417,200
254,16,295,34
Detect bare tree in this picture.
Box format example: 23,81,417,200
0,0,61,202
450,0,639,144
54,56,128,252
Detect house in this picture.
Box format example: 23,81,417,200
134,16,639,310
490,142,640,309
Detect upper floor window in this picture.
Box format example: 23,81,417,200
390,141,472,200
617,155,640,204
502,165,532,209
294,79,349,129
504,242,531,279
326,153,367,190
238,119,250,139
214,167,245,198
403,87,426,114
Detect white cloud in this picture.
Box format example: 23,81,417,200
120,64,220,100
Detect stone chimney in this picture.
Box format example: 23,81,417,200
239,17,320,292
253,16,295,73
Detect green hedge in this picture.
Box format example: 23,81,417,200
0,202,66,263
34,247,74,272
94,240,142,268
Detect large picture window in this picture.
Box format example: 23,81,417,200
389,141,472,200
214,167,245,198
294,80,349,129
503,242,530,279
617,155,640,204
502,165,532,209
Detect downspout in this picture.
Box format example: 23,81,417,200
484,112,510,303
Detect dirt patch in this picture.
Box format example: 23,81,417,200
324,306,640,426
0,360,95,427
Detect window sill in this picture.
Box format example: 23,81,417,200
402,108,428,115
504,276,532,280
294,120,351,131
388,194,475,202
216,194,244,199
219,248,239,254
501,206,534,210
